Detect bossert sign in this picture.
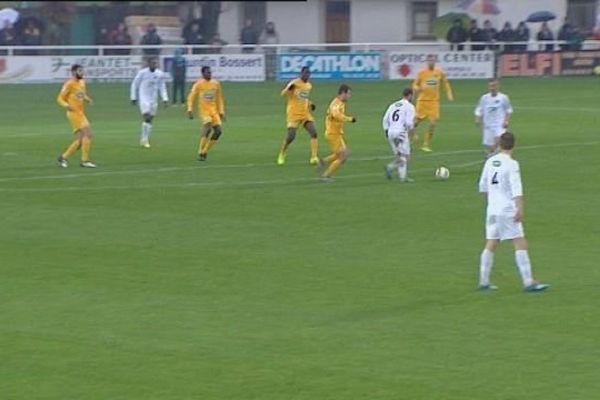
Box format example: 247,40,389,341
277,53,381,80
388,51,494,79
0,54,265,83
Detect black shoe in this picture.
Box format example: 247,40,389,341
198,153,207,161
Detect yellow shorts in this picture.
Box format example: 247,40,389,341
287,114,314,129
67,112,90,133
326,134,346,153
416,101,440,122
201,112,221,126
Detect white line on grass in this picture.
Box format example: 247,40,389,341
0,141,595,193
0,139,597,184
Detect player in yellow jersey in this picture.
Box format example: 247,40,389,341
277,66,320,165
319,84,356,183
412,54,454,152
56,64,96,168
187,66,225,161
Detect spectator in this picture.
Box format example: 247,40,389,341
208,33,227,53
22,20,42,55
468,19,486,51
594,12,600,39
260,21,279,80
0,21,17,54
537,22,554,51
171,48,187,106
184,22,204,54
567,27,583,51
111,23,132,55
240,19,258,53
446,18,467,51
98,25,111,46
140,23,162,57
514,21,530,53
557,19,577,51
482,19,498,50
496,22,516,53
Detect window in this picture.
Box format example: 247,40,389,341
567,0,596,32
411,1,437,40
242,1,267,31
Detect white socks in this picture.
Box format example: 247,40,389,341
515,250,534,287
141,122,152,143
479,249,494,286
397,159,407,181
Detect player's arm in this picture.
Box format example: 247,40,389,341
280,79,295,97
130,71,142,104
186,82,198,118
56,82,73,111
510,163,524,222
330,103,353,123
478,164,489,196
382,105,392,135
474,96,483,125
503,96,513,128
442,72,454,101
404,105,416,131
217,82,225,120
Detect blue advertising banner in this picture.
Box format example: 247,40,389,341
277,52,381,80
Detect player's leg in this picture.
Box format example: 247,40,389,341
140,112,154,148
479,238,499,290
79,125,96,168
277,124,298,165
321,137,348,180
179,80,186,105
512,235,549,292
198,121,213,161
421,103,439,152
202,114,223,157
303,120,319,165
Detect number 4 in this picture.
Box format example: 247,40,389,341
491,172,499,184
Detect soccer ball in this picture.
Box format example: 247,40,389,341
435,166,450,180
594,65,600,76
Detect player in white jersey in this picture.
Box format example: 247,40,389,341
130,58,168,148
382,88,416,182
477,132,549,292
475,78,513,157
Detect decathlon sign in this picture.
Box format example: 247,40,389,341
277,52,381,80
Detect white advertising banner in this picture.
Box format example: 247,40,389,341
0,54,265,83
388,51,494,80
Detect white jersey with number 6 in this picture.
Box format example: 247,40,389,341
478,152,522,216
130,67,168,115
382,98,415,155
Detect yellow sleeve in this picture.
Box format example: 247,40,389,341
280,80,294,97
330,103,353,122
412,71,422,91
442,72,454,100
186,83,198,113
217,82,224,115
57,82,70,108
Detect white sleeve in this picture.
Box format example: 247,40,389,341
130,70,142,101
474,95,484,117
504,95,513,114
478,163,489,193
509,161,523,198
382,104,392,131
160,71,168,102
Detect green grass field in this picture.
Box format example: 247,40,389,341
1,77,599,400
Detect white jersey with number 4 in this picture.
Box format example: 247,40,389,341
478,152,522,216
130,67,168,114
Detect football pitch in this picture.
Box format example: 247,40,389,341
1,77,599,399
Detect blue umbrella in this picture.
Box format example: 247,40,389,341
526,11,556,23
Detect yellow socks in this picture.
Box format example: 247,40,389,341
198,136,208,154
202,139,218,154
323,158,342,177
324,153,337,163
423,130,433,148
81,137,91,162
310,138,318,159
62,139,80,159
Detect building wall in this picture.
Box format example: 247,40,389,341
350,0,410,42
265,0,324,44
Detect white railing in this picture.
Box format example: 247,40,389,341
1,40,600,56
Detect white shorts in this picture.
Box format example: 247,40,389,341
387,131,410,156
485,214,525,241
140,101,158,116
483,126,505,146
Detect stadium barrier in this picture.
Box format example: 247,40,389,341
1,41,599,83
